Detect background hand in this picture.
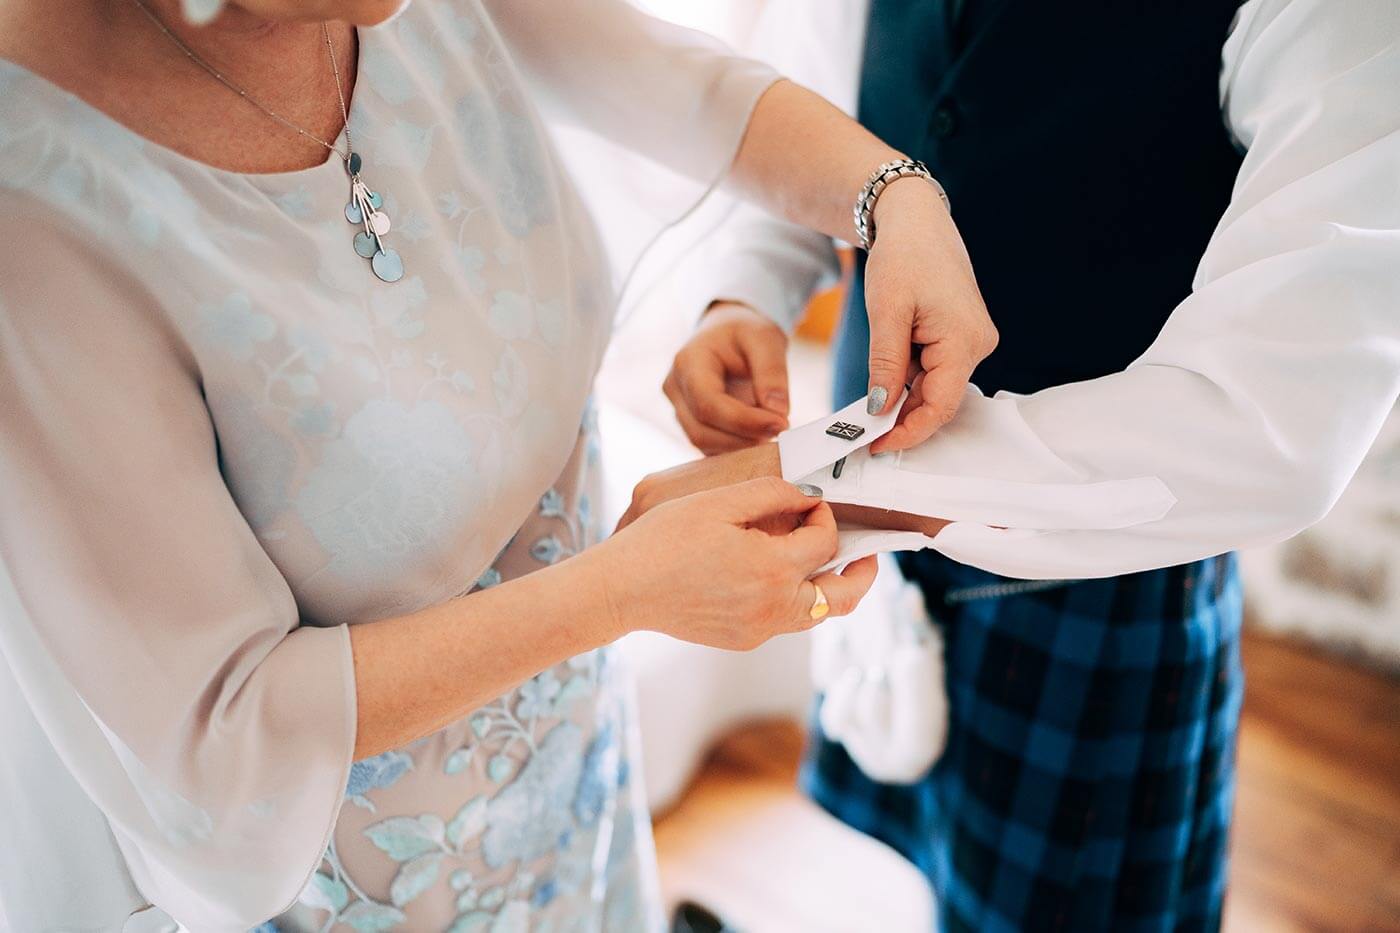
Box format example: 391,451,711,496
664,302,791,454
863,180,998,453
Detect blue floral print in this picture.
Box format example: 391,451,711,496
201,292,275,361
284,409,648,931
295,399,479,579
346,751,414,808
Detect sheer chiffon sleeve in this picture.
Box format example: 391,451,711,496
0,4,783,927
0,207,356,932
481,0,780,309
482,0,777,183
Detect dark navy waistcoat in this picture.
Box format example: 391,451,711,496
834,0,1246,405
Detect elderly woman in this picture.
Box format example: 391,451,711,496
0,0,987,930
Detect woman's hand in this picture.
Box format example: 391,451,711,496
664,303,791,454
720,81,997,453
352,476,869,758
665,188,994,457
589,477,877,651
863,180,998,453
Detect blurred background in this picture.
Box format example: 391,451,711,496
592,3,1400,931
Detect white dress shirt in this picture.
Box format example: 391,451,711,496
703,0,1400,581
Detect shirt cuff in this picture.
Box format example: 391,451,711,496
819,527,938,574
784,387,1177,533
776,390,908,481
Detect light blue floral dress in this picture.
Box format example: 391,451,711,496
0,3,774,931
273,418,662,933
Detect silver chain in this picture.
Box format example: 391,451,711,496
129,0,353,165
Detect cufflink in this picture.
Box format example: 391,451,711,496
826,421,866,441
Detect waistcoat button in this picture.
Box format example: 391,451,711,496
931,101,959,138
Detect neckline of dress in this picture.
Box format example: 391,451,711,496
0,23,372,186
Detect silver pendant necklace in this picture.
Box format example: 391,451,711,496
131,0,404,283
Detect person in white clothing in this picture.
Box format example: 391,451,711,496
624,0,1400,929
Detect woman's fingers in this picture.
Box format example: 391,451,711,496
866,297,915,417
871,347,973,453
781,498,840,570
913,342,975,428
712,477,824,525
798,555,880,624
873,401,947,453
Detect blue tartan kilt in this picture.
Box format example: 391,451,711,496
803,551,1244,933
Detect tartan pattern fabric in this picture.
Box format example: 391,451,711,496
803,552,1243,933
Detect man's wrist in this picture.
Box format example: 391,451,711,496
747,440,782,478
701,299,780,330
831,503,950,539
704,298,758,317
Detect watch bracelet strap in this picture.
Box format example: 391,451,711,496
853,159,950,250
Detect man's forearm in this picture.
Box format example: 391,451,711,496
620,441,948,539
762,441,949,537
831,502,950,539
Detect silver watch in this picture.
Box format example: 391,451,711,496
853,159,950,251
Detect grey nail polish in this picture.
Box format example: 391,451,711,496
797,483,824,498
867,385,889,416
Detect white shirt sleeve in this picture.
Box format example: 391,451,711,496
780,0,1400,580
686,0,872,330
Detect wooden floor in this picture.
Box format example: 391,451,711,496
653,629,1400,932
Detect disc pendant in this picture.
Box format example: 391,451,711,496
372,248,405,283
343,156,401,284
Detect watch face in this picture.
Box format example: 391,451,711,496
826,421,866,441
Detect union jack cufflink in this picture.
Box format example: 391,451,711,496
826,421,865,441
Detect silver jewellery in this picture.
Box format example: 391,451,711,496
130,0,404,283
853,159,950,251
825,421,866,441
827,378,914,479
